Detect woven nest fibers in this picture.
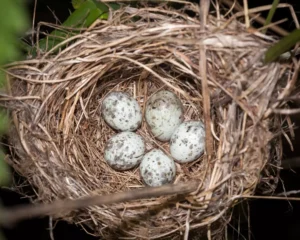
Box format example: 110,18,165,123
1,3,297,239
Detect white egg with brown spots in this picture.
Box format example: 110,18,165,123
140,149,176,187
101,91,142,131
145,90,184,142
104,132,145,171
170,121,205,163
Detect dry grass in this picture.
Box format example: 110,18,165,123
1,1,298,239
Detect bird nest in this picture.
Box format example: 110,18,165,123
1,2,297,239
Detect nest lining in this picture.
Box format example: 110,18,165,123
1,3,294,239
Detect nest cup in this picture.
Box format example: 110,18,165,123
2,2,295,239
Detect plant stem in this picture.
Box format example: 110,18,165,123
262,0,280,34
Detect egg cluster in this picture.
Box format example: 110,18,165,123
101,90,206,187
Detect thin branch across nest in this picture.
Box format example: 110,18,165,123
1,2,298,239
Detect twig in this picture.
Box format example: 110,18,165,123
221,0,289,36
0,181,198,227
272,108,300,115
207,224,212,240
49,216,55,240
200,0,210,30
257,18,288,32
31,0,37,46
243,0,250,28
277,190,300,197
234,195,300,201
183,209,190,240
264,59,299,118
199,0,214,158
247,202,251,240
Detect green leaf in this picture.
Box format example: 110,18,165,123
0,0,29,64
0,1,28,237
92,0,109,12
34,0,109,54
0,0,28,189
0,70,6,88
86,8,106,25
0,111,9,136
0,0,28,32
72,0,86,9
262,0,280,34
0,33,20,64
264,29,300,63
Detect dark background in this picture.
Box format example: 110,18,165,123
1,0,300,239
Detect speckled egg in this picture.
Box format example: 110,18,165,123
104,132,145,171
101,91,142,131
170,121,206,163
145,90,184,142
140,149,176,187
